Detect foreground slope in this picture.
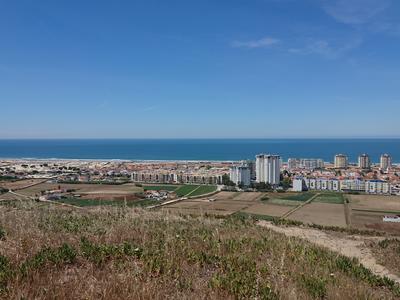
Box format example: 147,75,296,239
0,201,399,299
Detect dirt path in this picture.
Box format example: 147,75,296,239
281,193,320,219
258,220,400,284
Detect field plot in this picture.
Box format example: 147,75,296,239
266,198,303,207
351,210,400,234
313,193,344,204
17,183,143,197
288,202,347,227
143,185,181,191
56,197,158,208
163,191,259,216
0,179,45,190
242,203,293,217
230,192,262,201
189,185,217,197
279,192,316,202
349,195,400,212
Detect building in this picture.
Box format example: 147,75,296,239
292,177,306,192
256,154,281,185
340,179,365,192
230,165,251,186
358,154,371,169
334,154,348,169
304,178,340,191
288,158,324,170
365,180,391,194
380,154,392,171
131,171,223,185
242,160,256,180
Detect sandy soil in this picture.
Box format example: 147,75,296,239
242,203,292,217
288,202,347,227
258,220,400,284
349,195,400,212
351,210,400,234
0,179,46,190
17,183,143,196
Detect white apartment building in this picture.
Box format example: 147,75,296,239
131,171,223,185
358,154,371,169
380,154,392,171
334,154,348,168
294,177,392,195
288,158,324,170
230,165,251,186
365,180,391,194
256,154,281,185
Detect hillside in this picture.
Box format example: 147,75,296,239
1,201,399,299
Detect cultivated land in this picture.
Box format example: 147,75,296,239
1,201,400,299
288,202,347,227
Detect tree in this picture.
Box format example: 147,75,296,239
222,174,235,186
281,177,292,190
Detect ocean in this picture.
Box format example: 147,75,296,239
0,139,399,163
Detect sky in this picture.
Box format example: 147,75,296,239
0,0,400,139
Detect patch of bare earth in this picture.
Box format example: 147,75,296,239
258,220,400,284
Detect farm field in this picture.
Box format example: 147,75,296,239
288,202,347,227
313,193,345,204
143,185,181,191
348,194,400,212
278,192,316,202
55,197,159,208
189,185,217,197
175,185,200,197
17,182,144,197
350,210,400,234
0,179,46,190
242,203,293,217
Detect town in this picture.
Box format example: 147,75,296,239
1,153,398,195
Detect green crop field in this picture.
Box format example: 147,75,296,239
189,185,217,197
175,185,200,197
281,192,316,202
143,185,180,191
313,193,344,204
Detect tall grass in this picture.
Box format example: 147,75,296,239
0,202,398,299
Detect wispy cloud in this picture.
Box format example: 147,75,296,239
231,37,280,48
288,38,362,59
322,0,390,25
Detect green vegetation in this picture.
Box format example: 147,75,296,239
143,185,180,191
0,188,8,195
175,185,200,197
1,203,399,298
0,176,17,181
313,193,344,204
281,192,315,202
189,185,217,197
0,227,5,241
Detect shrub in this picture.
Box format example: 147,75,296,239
300,275,327,299
20,243,77,275
0,255,12,293
0,227,5,241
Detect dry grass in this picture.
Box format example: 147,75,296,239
0,201,399,299
369,239,400,277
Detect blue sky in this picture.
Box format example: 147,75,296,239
1,0,399,138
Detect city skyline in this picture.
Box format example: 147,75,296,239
1,0,400,138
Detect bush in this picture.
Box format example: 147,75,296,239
0,228,5,241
